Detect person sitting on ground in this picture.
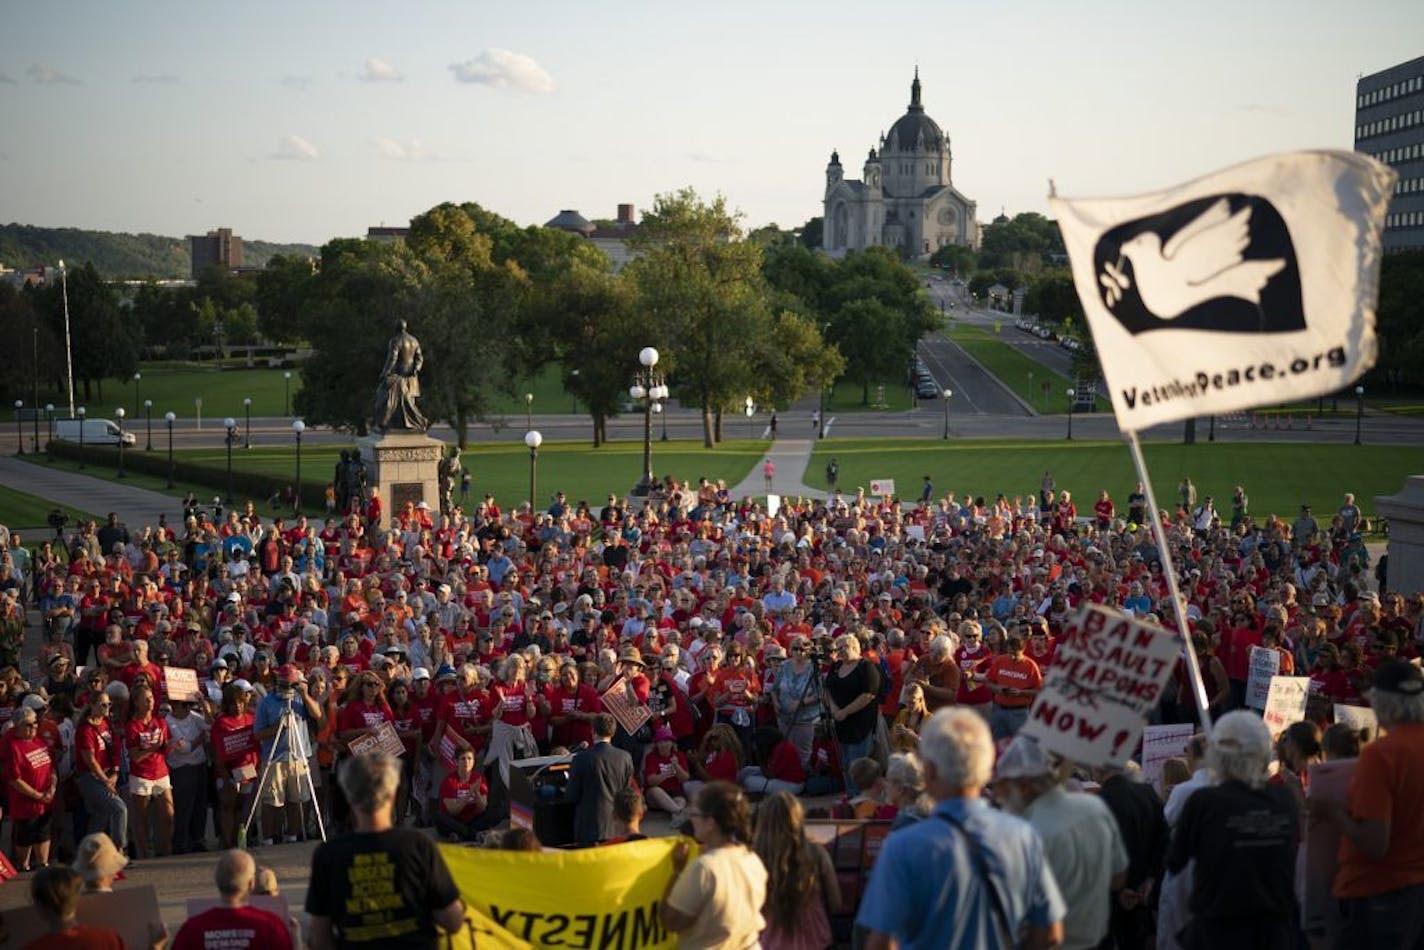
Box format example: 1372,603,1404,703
436,746,499,841
72,832,127,894
498,827,542,852
738,726,806,797
835,757,895,820
23,866,124,950
170,850,293,950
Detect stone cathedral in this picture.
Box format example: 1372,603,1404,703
822,70,979,259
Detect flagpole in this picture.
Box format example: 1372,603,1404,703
1124,431,1213,735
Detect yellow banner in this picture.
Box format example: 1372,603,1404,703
438,839,691,949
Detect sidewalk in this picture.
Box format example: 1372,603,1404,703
729,403,825,499
0,455,184,530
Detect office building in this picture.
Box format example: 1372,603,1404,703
1355,55,1424,252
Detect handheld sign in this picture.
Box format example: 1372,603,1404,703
1262,676,1310,736
1140,723,1195,795
869,479,896,498
1246,646,1281,710
600,677,652,736
349,720,405,758
165,666,202,703
1020,604,1179,766
1333,703,1379,741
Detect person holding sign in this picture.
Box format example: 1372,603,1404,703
1311,659,1424,948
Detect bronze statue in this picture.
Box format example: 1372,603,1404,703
371,319,429,432
438,447,462,516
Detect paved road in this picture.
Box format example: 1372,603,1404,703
916,332,1033,416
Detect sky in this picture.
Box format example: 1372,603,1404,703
1,0,1420,246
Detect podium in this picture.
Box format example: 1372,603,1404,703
505,754,577,847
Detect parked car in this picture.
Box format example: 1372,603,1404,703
915,379,942,399
54,418,137,446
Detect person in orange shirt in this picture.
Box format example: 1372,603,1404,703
985,634,1043,741
1312,658,1424,947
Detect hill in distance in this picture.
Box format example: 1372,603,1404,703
0,222,320,280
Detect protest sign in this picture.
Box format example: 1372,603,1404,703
1246,646,1281,710
766,493,781,517
869,479,896,497
1262,676,1310,735
440,838,686,949
348,720,405,758
600,677,652,736
1301,758,1356,932
1020,604,1179,766
906,525,926,542
3,885,162,949
1140,724,1194,795
1051,151,1392,432
1333,703,1379,741
165,666,202,703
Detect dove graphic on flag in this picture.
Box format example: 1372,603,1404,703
1052,151,1395,431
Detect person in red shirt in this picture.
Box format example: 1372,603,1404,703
1094,490,1115,530
740,727,806,795
212,683,259,848
954,623,994,711
985,634,1043,740
436,746,498,841
431,665,490,772
171,850,294,950
1025,624,1057,672
549,662,601,749
74,692,128,855
6,707,58,870
642,727,691,819
686,723,742,801
125,683,174,858
338,673,395,755
24,866,125,950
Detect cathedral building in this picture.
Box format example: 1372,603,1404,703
822,70,979,259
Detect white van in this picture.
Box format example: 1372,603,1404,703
53,418,137,446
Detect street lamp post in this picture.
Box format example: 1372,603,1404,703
525,430,543,509
942,389,953,439
629,347,666,496
133,372,142,415
164,412,176,488
1208,414,1216,442
1065,388,1076,441
114,407,127,478
223,417,237,504
30,333,39,451
77,407,86,469
13,400,23,455
44,404,53,459
659,398,669,441
243,397,252,449
144,399,153,451
292,420,306,515
570,369,579,413
1354,385,1365,445
744,396,755,440
525,393,534,431
283,372,292,416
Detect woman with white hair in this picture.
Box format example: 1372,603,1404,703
1164,711,1300,949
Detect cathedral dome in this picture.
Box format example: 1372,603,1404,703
883,70,944,153
544,210,594,236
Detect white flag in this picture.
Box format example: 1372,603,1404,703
1051,151,1395,431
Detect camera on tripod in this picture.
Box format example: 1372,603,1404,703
47,508,68,532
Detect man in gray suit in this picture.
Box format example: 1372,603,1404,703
565,713,635,846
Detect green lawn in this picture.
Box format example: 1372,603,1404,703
943,324,1109,412
806,438,1424,523
26,439,770,512
28,361,588,424
0,483,100,532
825,378,916,413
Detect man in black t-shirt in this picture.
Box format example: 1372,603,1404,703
307,754,465,950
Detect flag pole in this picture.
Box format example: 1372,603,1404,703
1124,431,1214,735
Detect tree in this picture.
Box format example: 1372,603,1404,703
541,261,642,446
799,216,824,250
255,255,316,343
1374,250,1424,391
34,262,138,401
0,283,62,405
820,247,938,404
977,212,1065,274
928,242,976,275
1023,271,1082,324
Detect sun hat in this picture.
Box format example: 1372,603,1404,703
994,735,1054,780
73,832,128,882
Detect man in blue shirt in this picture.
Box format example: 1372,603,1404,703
857,708,1065,950
253,665,324,845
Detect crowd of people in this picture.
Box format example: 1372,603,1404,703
0,469,1417,948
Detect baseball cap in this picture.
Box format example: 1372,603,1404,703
653,726,674,741
1373,658,1424,696
211,658,229,669
412,667,431,681
994,735,1054,780
233,678,256,693
276,664,305,685
435,664,458,683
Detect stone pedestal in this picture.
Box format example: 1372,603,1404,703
356,431,444,531
1376,476,1424,595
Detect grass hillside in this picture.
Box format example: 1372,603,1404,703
0,223,318,279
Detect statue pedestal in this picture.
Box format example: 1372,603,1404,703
1378,476,1424,595
357,432,444,532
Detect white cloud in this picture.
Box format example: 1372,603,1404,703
360,57,403,82
271,135,320,161
281,75,314,91
448,49,553,94
133,74,181,85
27,63,81,85
373,137,441,161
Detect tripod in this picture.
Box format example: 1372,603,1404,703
244,702,327,846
